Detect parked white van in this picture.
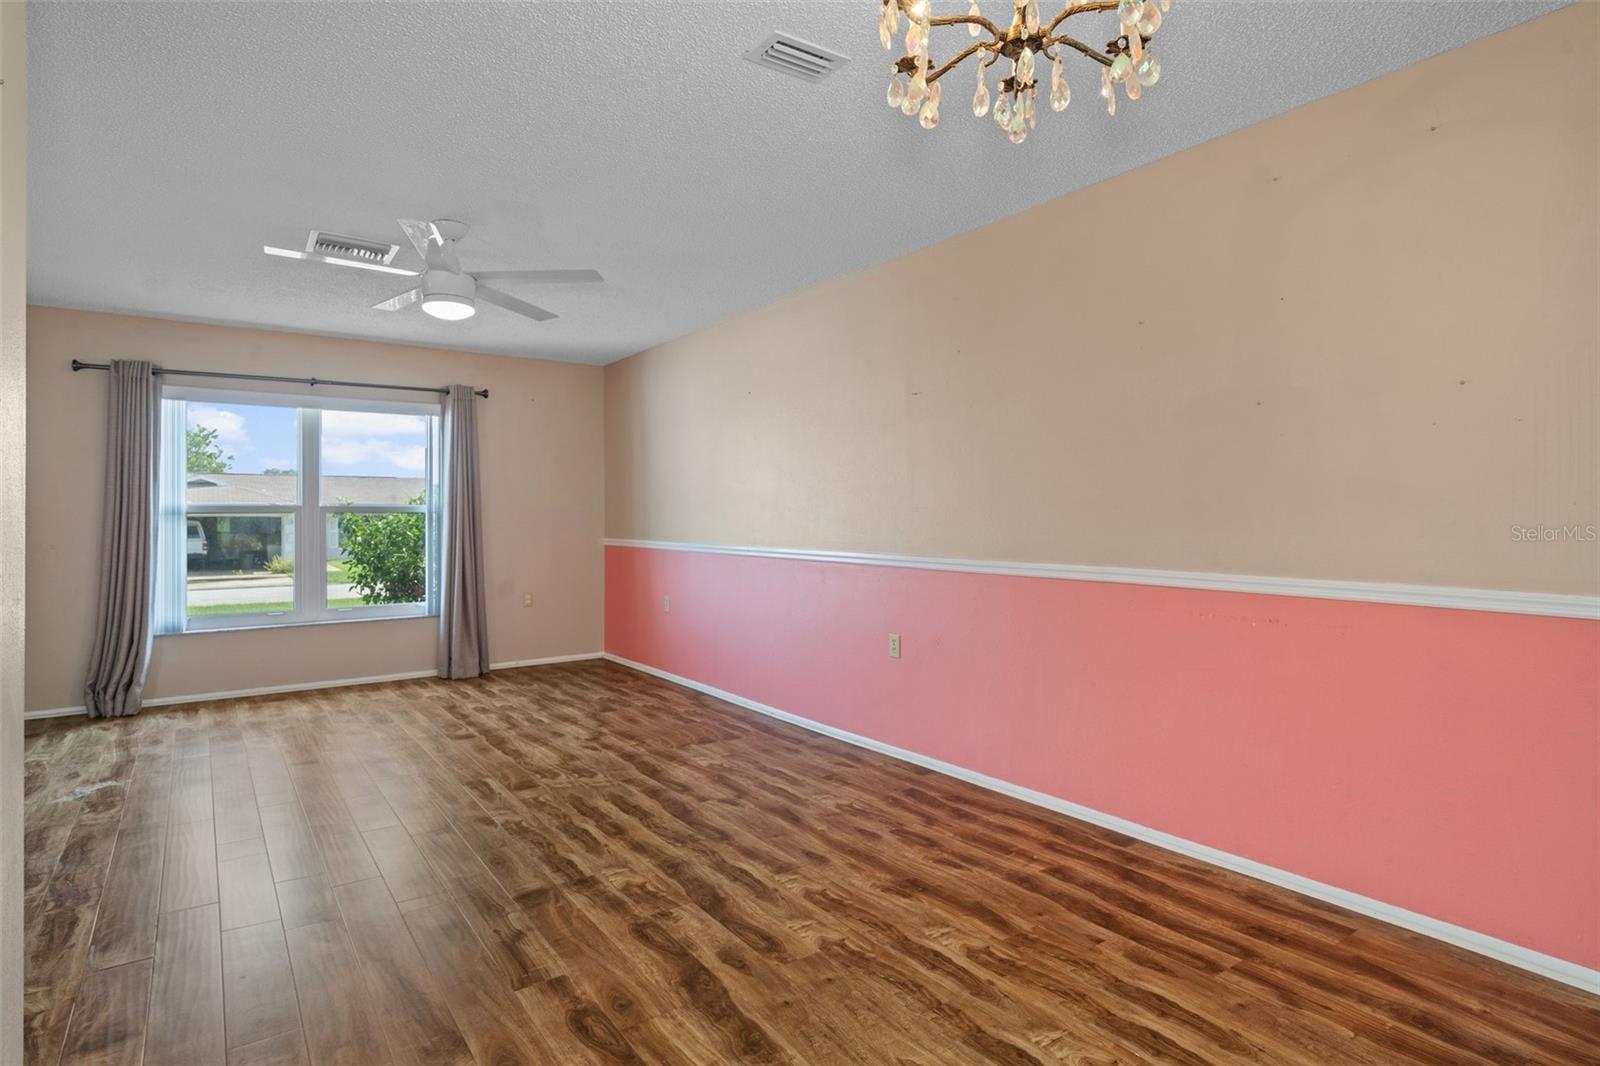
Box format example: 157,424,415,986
186,519,208,557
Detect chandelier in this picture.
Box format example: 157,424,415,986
878,0,1169,143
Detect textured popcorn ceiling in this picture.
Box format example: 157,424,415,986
28,0,1562,365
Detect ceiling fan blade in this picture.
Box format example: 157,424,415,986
470,269,603,284
373,287,422,311
396,219,434,262
476,285,557,322
263,246,418,277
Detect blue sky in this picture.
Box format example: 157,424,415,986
187,402,428,477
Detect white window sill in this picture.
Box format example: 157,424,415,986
160,611,437,638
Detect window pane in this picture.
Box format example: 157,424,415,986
185,513,296,618
320,409,430,506
185,401,300,506
327,510,426,608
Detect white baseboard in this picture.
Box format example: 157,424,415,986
25,669,438,720
23,653,605,720
487,652,604,671
24,705,105,721
602,652,1600,995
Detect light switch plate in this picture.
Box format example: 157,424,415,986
888,633,901,659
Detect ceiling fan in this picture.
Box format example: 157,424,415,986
263,218,602,323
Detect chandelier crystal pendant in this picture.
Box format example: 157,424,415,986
878,0,1169,143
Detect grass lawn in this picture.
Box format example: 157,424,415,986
186,561,361,616
188,597,365,617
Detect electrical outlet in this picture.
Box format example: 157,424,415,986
888,633,901,659
663,594,671,613
522,592,532,608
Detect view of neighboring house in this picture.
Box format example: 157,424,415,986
185,473,425,572
185,472,425,507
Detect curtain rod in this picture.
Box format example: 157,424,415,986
69,360,489,399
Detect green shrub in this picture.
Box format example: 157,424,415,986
337,500,426,605
265,555,294,575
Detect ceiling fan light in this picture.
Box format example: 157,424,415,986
420,269,477,321
421,294,476,320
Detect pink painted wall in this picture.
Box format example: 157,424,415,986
605,544,1600,971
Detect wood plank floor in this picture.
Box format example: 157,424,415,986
22,660,1600,1065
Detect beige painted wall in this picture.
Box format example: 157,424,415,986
0,3,25,1061
606,5,1599,597
26,307,605,712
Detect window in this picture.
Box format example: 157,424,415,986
155,387,441,633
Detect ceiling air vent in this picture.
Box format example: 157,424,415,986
305,230,399,266
744,32,849,83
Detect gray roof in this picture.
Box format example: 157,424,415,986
186,473,424,507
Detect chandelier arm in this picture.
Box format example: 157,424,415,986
1045,33,1113,66
888,0,1002,38
926,39,1005,84
1045,0,1120,37
928,13,1004,36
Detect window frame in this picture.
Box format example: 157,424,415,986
164,385,441,634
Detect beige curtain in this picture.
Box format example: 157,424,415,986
438,385,488,678
84,359,160,717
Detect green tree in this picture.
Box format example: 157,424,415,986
261,467,296,476
186,426,232,473
337,495,426,604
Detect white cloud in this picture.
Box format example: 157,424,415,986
322,410,426,438
188,404,248,444
321,410,428,473
322,437,427,473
